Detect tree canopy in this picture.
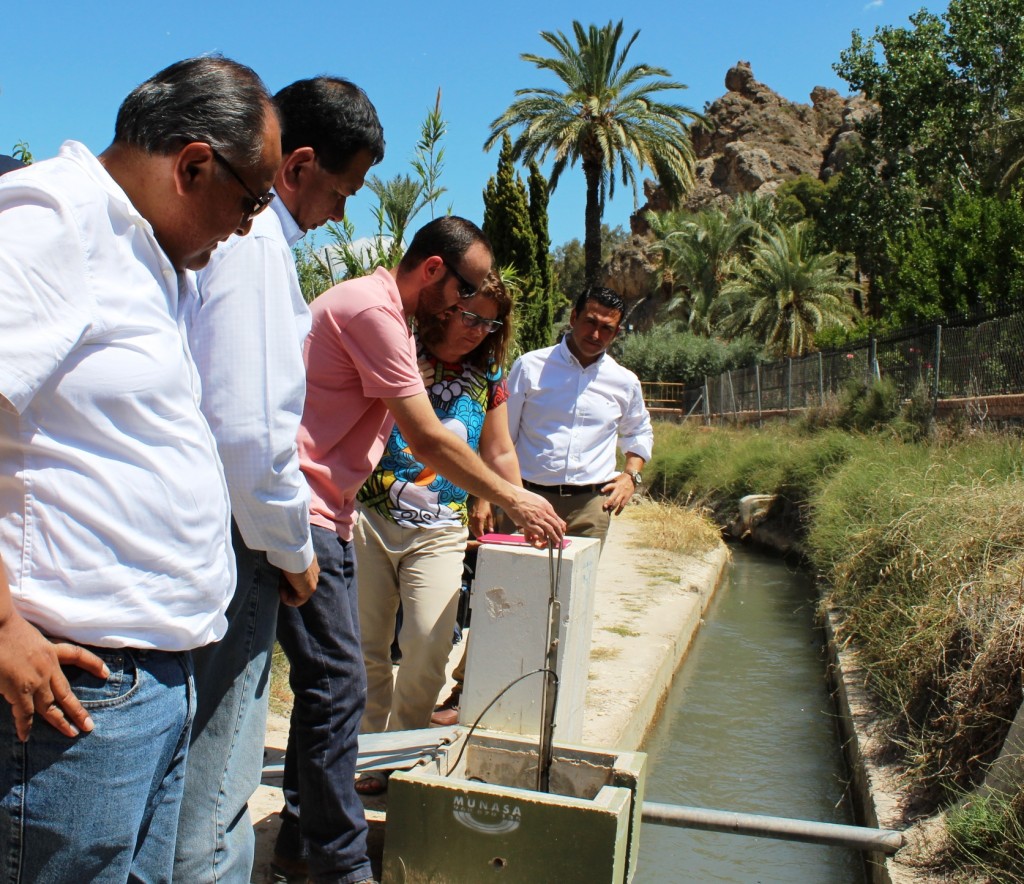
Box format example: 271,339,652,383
487,19,703,287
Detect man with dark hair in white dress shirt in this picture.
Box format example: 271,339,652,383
480,285,653,546
175,76,385,884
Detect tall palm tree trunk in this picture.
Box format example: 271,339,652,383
583,157,604,288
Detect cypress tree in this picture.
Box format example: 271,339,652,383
483,135,545,351
528,161,560,345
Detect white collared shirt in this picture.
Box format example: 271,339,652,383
0,141,234,650
506,337,654,486
184,195,314,573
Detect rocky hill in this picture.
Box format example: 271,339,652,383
604,61,873,312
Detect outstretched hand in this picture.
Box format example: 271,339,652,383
506,488,566,547
0,612,109,741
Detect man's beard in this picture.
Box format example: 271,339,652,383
415,279,456,326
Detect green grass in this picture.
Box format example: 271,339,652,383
946,791,1024,883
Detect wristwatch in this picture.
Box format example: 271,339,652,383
624,469,643,487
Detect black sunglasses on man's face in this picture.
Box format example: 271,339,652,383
212,149,275,222
441,257,478,299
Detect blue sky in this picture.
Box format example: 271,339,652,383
2,0,944,248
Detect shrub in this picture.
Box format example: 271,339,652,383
616,324,759,386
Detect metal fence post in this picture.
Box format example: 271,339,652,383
728,371,738,424
756,363,763,427
786,358,792,419
932,325,942,418
869,336,879,382
818,352,825,405
703,377,711,425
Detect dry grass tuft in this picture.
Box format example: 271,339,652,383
626,498,721,556
269,642,294,717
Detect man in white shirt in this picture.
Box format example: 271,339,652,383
174,76,384,884
0,57,281,883
494,286,654,545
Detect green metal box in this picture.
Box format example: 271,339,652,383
382,732,646,883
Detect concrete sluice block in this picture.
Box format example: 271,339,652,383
462,536,601,744
382,731,646,883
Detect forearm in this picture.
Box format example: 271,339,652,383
483,447,522,488
623,452,646,475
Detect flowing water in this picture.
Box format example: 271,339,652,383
635,545,866,883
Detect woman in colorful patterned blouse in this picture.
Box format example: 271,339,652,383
353,273,518,759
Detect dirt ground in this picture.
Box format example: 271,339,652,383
247,510,728,882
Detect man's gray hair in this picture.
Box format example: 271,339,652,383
113,56,275,166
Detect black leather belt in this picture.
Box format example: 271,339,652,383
523,479,607,497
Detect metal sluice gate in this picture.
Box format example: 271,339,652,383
262,725,904,856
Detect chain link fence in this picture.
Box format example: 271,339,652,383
642,313,1024,424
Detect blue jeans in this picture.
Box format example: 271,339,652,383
0,647,193,883
275,526,371,884
174,524,280,883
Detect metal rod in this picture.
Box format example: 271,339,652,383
537,543,562,792
641,801,904,854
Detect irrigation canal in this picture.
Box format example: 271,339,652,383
635,545,866,883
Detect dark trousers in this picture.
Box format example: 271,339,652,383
275,525,372,884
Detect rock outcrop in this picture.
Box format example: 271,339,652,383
627,61,873,235
603,61,874,307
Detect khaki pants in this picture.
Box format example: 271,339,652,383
354,505,468,732
499,486,611,547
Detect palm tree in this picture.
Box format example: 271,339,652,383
651,206,755,335
715,222,858,358
486,20,704,288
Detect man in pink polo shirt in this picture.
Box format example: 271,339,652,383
272,215,565,884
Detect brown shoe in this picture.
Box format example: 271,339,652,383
430,704,459,726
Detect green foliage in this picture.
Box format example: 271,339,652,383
11,141,32,164
323,95,449,278
715,222,859,357
836,376,901,432
487,19,703,287
828,0,1024,313
293,243,334,303
528,161,552,295
946,790,1024,883
808,436,1024,815
615,323,759,385
775,175,831,226
880,189,1024,323
799,376,935,442
650,204,755,335
483,135,553,351
552,224,628,303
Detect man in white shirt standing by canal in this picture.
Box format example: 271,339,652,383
174,76,384,884
499,285,654,545
436,286,654,727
